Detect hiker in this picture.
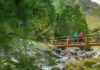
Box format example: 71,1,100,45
66,34,70,46
66,34,70,41
79,32,84,42
73,32,78,42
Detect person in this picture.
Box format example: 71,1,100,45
66,34,70,46
73,32,78,42
66,34,70,40
79,32,84,42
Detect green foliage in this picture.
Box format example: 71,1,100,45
0,0,56,47
55,3,88,36
66,57,100,70
0,0,89,50
0,38,58,70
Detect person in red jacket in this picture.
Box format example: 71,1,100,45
79,32,84,42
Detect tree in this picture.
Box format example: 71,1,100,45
55,3,88,36
0,0,56,48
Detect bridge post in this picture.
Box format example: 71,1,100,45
66,37,69,47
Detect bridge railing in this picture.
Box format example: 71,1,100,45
49,34,100,45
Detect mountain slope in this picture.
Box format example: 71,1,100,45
79,0,100,31
86,15,100,30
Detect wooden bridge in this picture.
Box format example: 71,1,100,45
49,34,100,47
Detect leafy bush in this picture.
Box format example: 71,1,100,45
0,38,58,70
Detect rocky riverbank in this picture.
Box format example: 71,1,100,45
42,47,100,70
1,39,100,70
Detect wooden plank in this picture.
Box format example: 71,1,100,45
53,42,100,47
88,42,100,46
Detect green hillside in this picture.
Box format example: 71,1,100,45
78,0,100,31
86,15,100,31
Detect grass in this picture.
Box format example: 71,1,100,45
91,46,100,50
86,15,100,31
66,57,100,70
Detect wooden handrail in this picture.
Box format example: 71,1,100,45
49,34,100,47
49,34,100,39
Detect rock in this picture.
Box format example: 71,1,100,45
42,66,52,70
53,64,64,70
94,51,100,58
11,57,19,63
91,62,100,67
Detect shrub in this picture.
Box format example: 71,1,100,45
66,57,100,70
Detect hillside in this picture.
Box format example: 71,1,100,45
79,0,100,15
79,0,100,31
86,15,100,31
66,0,100,31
